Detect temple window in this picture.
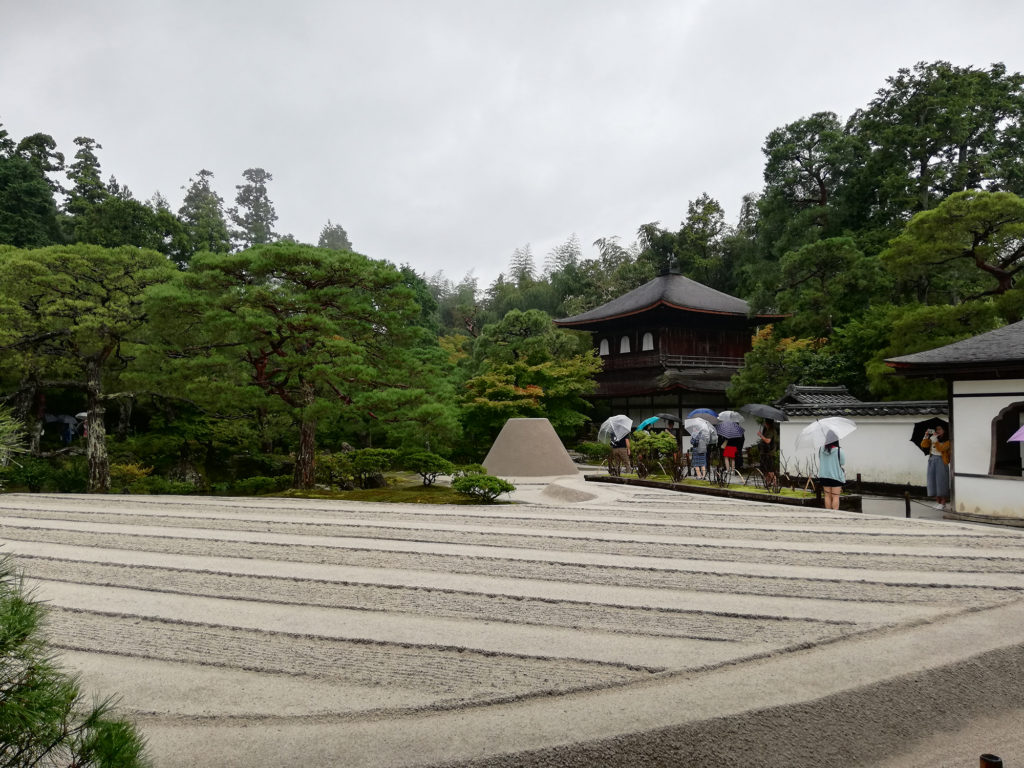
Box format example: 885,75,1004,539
641,332,654,351
991,402,1024,477
619,336,631,354
598,339,610,356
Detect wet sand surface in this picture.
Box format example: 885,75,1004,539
1,480,1022,767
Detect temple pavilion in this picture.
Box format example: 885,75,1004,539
554,266,784,425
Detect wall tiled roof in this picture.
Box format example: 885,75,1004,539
776,385,946,418
886,319,1024,376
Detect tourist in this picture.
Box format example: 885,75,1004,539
757,419,778,487
690,430,710,479
920,423,951,510
817,435,846,510
608,432,631,476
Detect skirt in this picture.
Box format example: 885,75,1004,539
926,454,950,497
691,452,707,468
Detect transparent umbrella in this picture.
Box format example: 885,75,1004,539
597,415,634,444
796,417,857,450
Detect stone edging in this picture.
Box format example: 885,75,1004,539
583,474,863,512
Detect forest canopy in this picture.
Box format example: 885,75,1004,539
2,59,1023,491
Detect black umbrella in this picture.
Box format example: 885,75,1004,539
738,403,789,422
654,412,683,423
911,417,949,455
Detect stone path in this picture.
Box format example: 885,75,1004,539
1,483,1023,767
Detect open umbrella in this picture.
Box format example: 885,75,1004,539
636,416,661,431
796,417,857,450
684,418,715,438
687,408,720,425
738,403,788,422
655,412,682,423
1009,424,1024,442
716,420,745,439
718,410,745,423
910,417,949,455
597,414,634,444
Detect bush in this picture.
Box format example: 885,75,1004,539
453,463,486,478
110,462,154,493
4,457,53,492
574,441,608,465
127,475,198,495
348,449,398,489
232,475,290,496
630,431,678,479
0,555,149,767
50,457,89,493
401,451,455,486
451,474,515,503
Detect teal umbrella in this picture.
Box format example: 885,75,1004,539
637,416,660,430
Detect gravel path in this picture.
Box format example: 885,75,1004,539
2,485,1023,768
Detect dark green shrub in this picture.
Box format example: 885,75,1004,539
50,456,89,493
630,431,677,479
401,451,455,486
5,457,53,492
451,474,515,502
127,475,197,495
574,441,608,464
232,475,287,495
0,555,149,767
349,449,398,489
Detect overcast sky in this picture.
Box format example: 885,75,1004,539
5,1,1024,285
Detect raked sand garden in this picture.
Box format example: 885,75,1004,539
2,478,1024,767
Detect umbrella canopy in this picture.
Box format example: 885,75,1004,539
597,414,634,444
684,418,715,438
687,409,720,425
738,403,788,422
717,410,745,423
910,417,949,455
715,421,745,439
44,414,78,425
1009,424,1024,442
796,417,857,450
636,416,661,431
655,412,682,423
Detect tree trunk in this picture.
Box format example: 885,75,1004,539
116,396,134,440
292,418,317,490
86,362,110,493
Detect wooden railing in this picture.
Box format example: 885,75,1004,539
599,353,744,371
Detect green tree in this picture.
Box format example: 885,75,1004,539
677,193,727,287
461,309,599,450
0,245,176,491
178,169,232,259
0,154,62,247
776,237,888,336
145,243,447,488
849,61,1024,222
317,220,352,251
228,167,278,249
882,189,1024,301
63,137,108,225
0,555,149,767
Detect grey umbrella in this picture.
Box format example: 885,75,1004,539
738,403,789,422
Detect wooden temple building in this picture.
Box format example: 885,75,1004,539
554,266,784,425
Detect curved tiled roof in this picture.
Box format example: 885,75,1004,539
556,272,780,326
886,319,1024,375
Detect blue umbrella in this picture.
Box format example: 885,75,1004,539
687,408,720,425
637,416,660,431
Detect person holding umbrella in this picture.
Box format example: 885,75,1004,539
817,432,846,510
920,422,951,510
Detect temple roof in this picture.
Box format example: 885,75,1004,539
776,385,946,418
555,271,781,327
886,319,1024,377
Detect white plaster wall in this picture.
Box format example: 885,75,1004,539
779,416,940,486
950,379,1024,520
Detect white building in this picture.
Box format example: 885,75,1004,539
775,385,946,487
887,320,1024,526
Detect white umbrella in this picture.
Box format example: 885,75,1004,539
684,418,714,438
717,410,745,423
597,415,634,444
796,417,857,450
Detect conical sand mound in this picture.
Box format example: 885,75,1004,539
482,418,579,477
